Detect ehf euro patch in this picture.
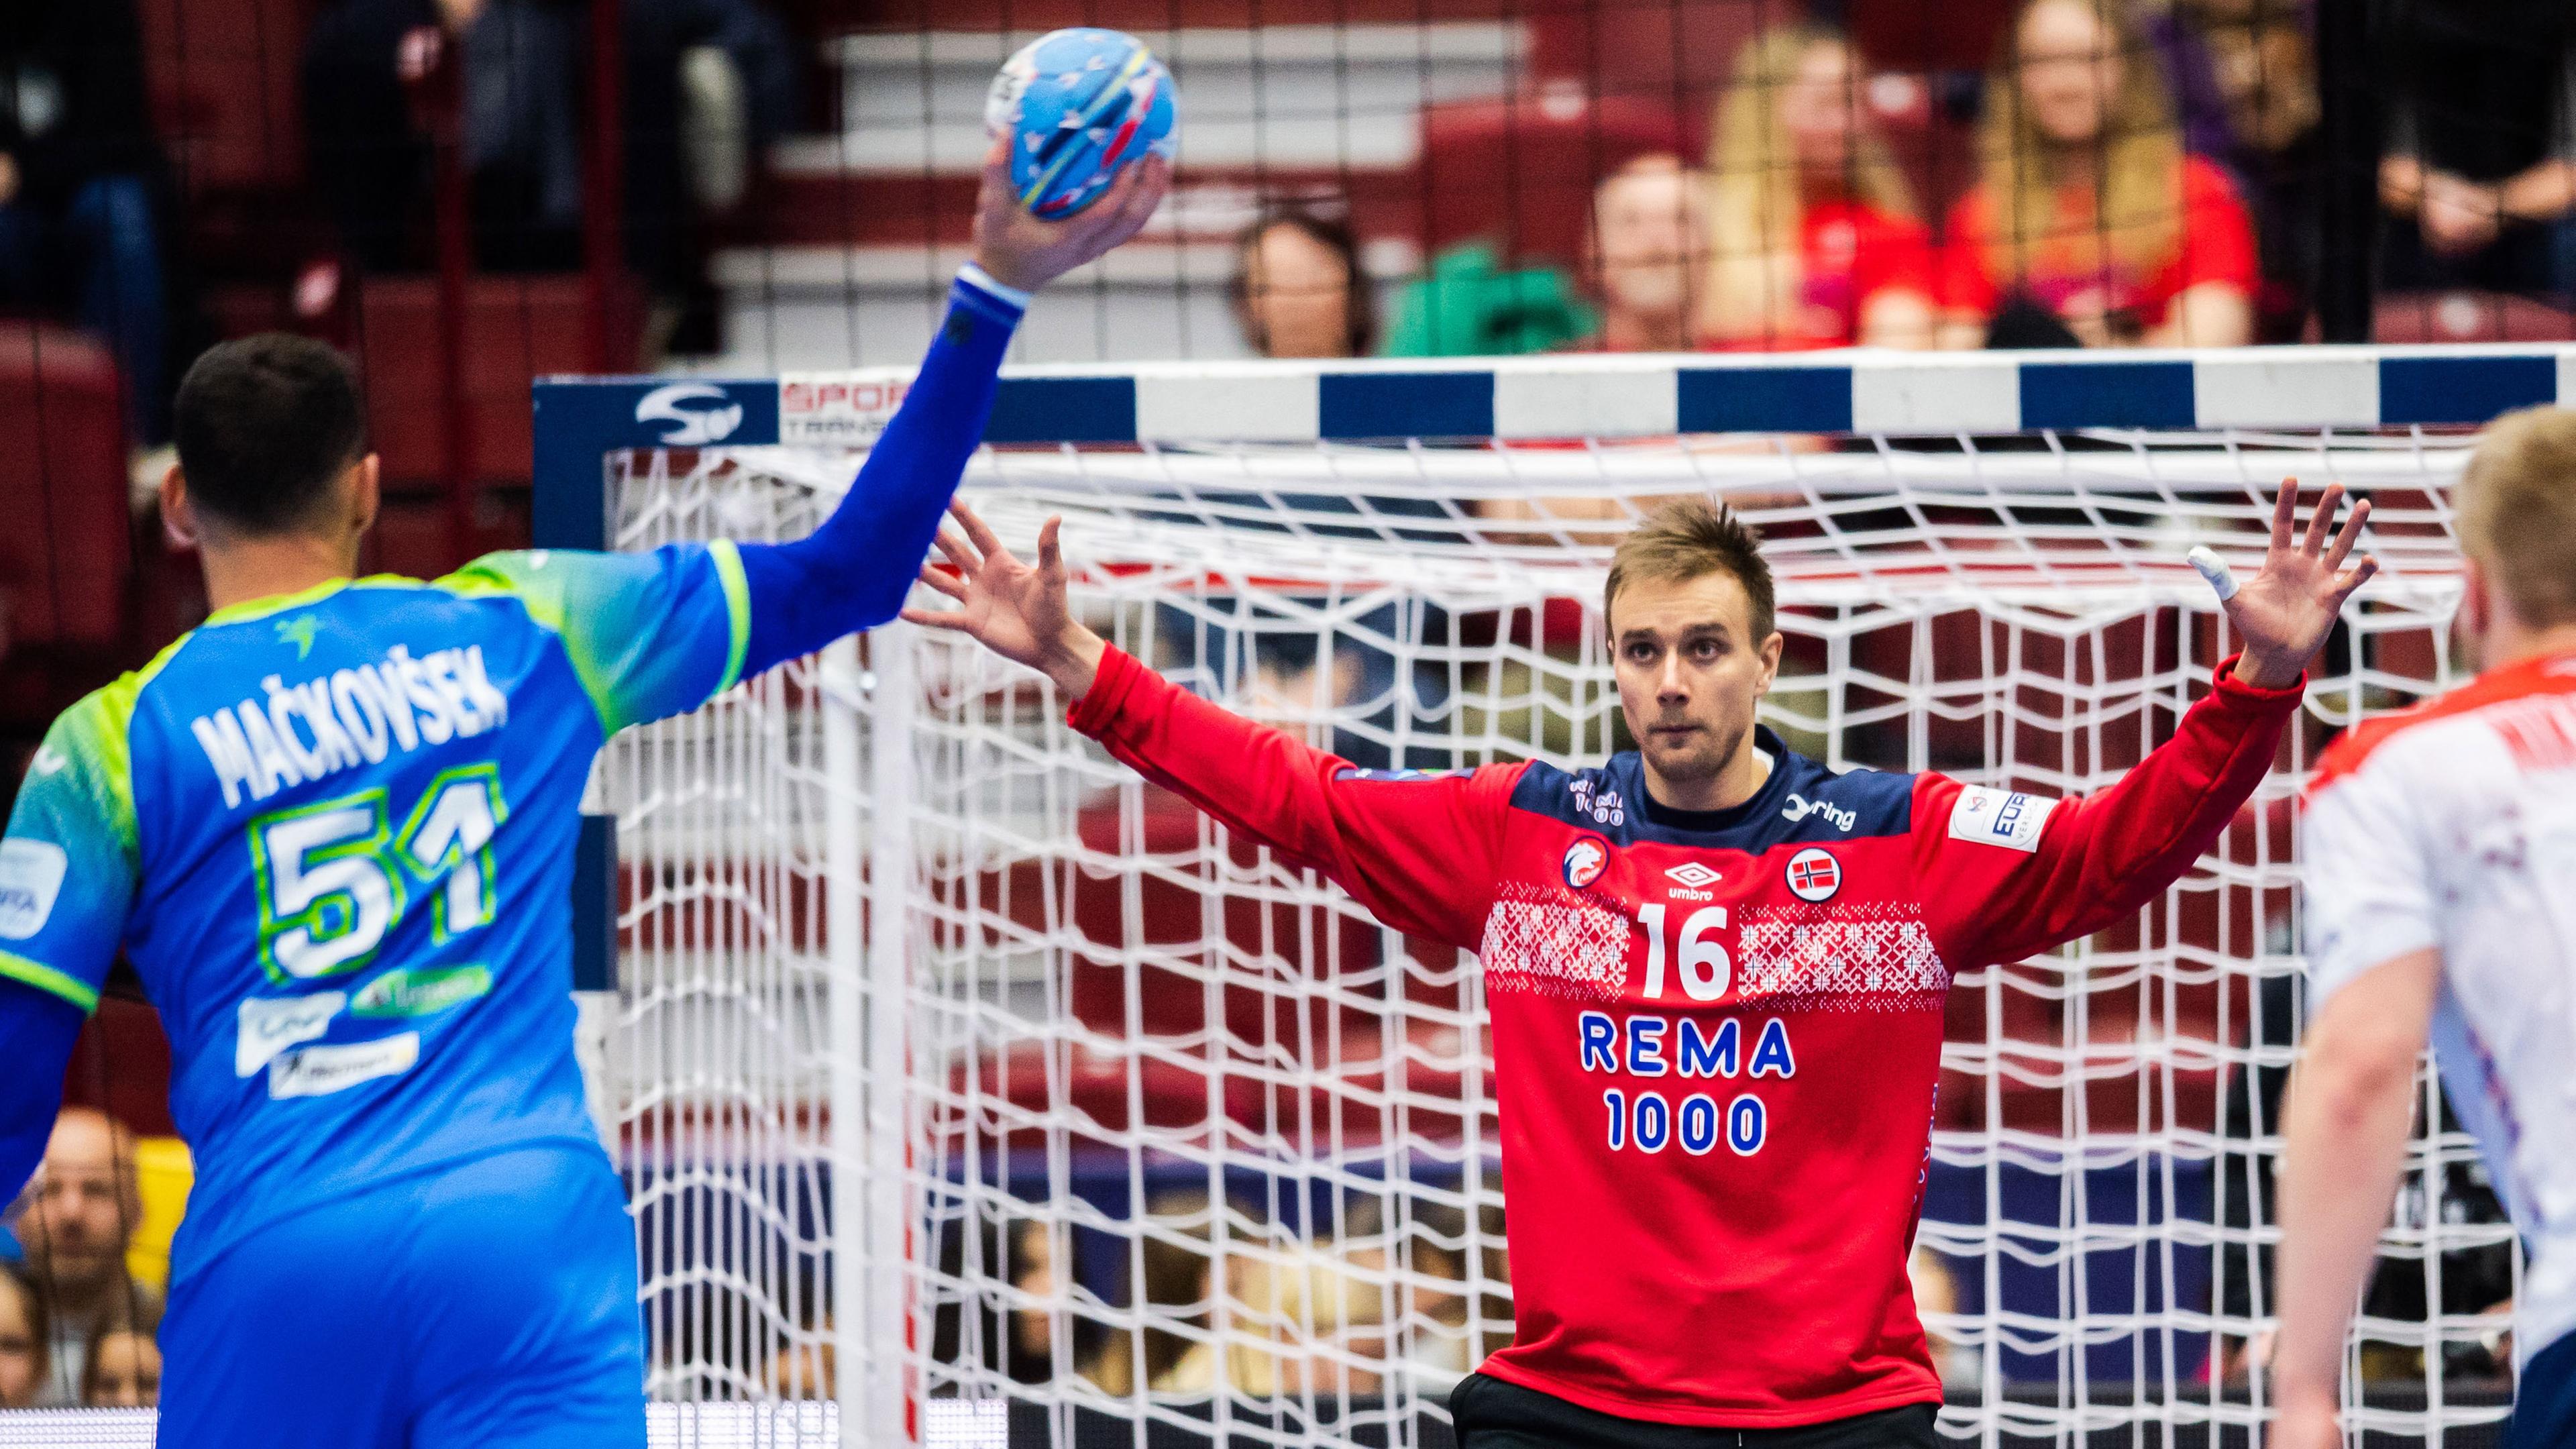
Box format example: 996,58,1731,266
1783,847,1841,902
1947,785,2057,853
1562,837,1610,890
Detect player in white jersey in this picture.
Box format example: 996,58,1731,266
2275,407,2576,1449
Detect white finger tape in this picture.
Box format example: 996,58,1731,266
2187,545,2239,602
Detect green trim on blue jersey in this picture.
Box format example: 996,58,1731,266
201,574,434,628
431,563,532,612
432,547,737,737
0,949,101,1013
707,540,751,696
54,668,158,867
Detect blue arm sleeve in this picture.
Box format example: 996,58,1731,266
735,268,1026,678
0,981,82,1210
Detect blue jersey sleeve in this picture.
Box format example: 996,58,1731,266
0,686,144,1013
441,541,751,735
733,267,1024,678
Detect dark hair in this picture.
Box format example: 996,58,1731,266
1230,208,1378,357
0,1263,50,1406
1605,497,1777,641
79,1322,156,1406
172,333,368,535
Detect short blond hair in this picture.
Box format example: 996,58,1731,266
2458,407,2576,627
1605,498,1776,639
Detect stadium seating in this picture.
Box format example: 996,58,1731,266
354,274,643,486
0,325,136,680
2373,290,2576,344
136,0,312,199
1415,88,1693,270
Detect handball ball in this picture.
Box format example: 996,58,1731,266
983,28,1177,218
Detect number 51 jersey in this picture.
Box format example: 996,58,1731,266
0,546,749,1283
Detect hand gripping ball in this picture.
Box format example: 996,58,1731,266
983,28,1177,218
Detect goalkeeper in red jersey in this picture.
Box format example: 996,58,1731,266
908,486,2374,1445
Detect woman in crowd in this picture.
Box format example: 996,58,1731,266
0,1265,46,1407
1231,210,1377,359
1700,24,1938,350
1939,0,2257,348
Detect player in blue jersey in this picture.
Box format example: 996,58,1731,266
0,143,1165,1446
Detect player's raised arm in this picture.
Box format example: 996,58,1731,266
455,140,1169,739
727,141,1169,680
904,502,1517,951
1917,481,2378,968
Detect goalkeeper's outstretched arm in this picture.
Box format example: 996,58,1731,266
1914,481,2378,969
902,503,1518,951
729,141,1168,680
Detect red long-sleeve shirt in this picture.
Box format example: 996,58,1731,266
1067,645,2302,1426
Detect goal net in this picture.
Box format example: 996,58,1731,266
552,348,2551,1448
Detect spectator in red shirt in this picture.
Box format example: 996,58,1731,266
1701,25,1937,350
1938,0,2258,349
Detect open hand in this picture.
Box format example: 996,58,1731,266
969,134,1170,294
2227,480,2377,690
900,501,1107,698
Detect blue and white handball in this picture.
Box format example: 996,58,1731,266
983,28,1177,219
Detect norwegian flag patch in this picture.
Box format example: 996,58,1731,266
1783,847,1841,902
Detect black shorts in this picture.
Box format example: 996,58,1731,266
1446,1372,1940,1449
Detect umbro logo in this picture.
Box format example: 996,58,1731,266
1663,861,1721,900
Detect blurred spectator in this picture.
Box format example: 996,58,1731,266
2160,0,2322,337
621,0,796,306
1700,25,1937,350
763,1324,832,1399
1230,210,1376,359
926,1210,1131,1395
1125,1189,1383,1399
80,1325,156,1407
1938,0,2258,347
304,0,791,319
0,1265,46,1408
1905,1246,1977,1389
305,0,584,272
0,0,173,445
2377,0,2576,299
1587,154,1712,353
1381,241,1593,357
1338,1193,1509,1396
19,1109,159,1404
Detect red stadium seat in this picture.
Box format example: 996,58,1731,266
136,0,313,197
1062,785,1381,1044
1525,1,1773,97
0,325,136,660
353,274,643,486
941,1038,1222,1146
1416,87,1694,269
1856,68,1983,235
1847,0,2018,76
2373,290,2576,344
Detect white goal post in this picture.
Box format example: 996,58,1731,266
540,345,2571,1448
